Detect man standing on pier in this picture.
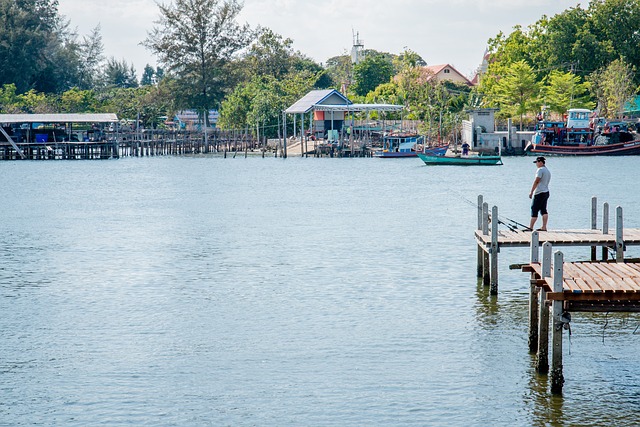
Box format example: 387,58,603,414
529,156,551,231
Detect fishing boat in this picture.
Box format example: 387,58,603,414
421,145,449,156
525,108,640,156
417,152,503,166
373,132,422,158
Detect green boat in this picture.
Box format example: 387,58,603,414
417,152,503,166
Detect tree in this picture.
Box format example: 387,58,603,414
588,58,637,119
392,48,427,72
0,84,21,113
76,25,105,89
351,54,394,97
218,70,319,138
542,71,594,117
490,61,541,130
143,0,253,121
103,58,138,89
58,88,99,113
0,0,62,92
324,54,351,90
243,28,295,79
141,65,156,86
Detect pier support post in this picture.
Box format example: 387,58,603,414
616,206,624,262
482,202,490,287
477,195,484,278
537,242,552,373
591,196,597,261
551,250,565,394
490,205,499,295
528,231,540,353
602,202,609,261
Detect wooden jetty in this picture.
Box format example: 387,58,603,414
475,194,640,394
523,239,640,394
475,195,640,294
0,129,262,160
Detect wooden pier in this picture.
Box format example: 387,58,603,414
0,129,262,160
475,195,640,394
523,240,640,394
475,195,640,294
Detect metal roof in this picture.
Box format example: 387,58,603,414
314,103,404,113
0,113,119,123
285,89,351,114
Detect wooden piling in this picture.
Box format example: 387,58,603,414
490,205,499,295
537,242,552,374
591,196,597,261
616,206,624,262
602,202,609,261
482,202,490,287
528,231,540,353
550,250,565,394
477,195,484,278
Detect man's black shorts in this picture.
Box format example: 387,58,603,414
531,191,550,217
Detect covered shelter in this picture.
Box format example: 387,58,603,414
0,113,119,160
283,89,404,156
0,113,118,143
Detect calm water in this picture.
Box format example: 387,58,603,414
1,155,640,426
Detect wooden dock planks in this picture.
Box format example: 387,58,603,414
526,261,640,302
475,228,633,248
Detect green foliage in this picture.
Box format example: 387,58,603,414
324,54,351,89
0,84,21,113
143,0,253,115
0,0,61,92
486,61,541,129
487,0,640,84
588,58,637,119
542,71,594,117
351,54,394,97
59,88,99,113
218,70,320,137
103,58,138,89
393,48,427,71
243,28,296,79
141,65,156,86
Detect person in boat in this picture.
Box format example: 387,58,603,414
532,130,543,146
461,142,470,156
528,156,551,231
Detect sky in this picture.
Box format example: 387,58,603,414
57,0,588,80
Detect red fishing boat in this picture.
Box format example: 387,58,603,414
525,108,640,156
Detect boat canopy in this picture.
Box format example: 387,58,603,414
0,113,118,124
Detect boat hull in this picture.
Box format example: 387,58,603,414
417,153,503,165
527,139,640,156
373,151,417,158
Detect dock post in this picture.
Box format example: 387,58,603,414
528,231,540,353
482,202,490,287
477,195,484,278
551,250,565,394
490,205,499,295
616,206,624,262
591,196,597,261
602,202,609,261
537,242,552,373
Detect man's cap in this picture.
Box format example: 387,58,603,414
534,156,546,163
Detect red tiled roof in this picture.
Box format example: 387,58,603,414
424,64,472,86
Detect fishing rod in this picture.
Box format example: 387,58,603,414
455,191,531,232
